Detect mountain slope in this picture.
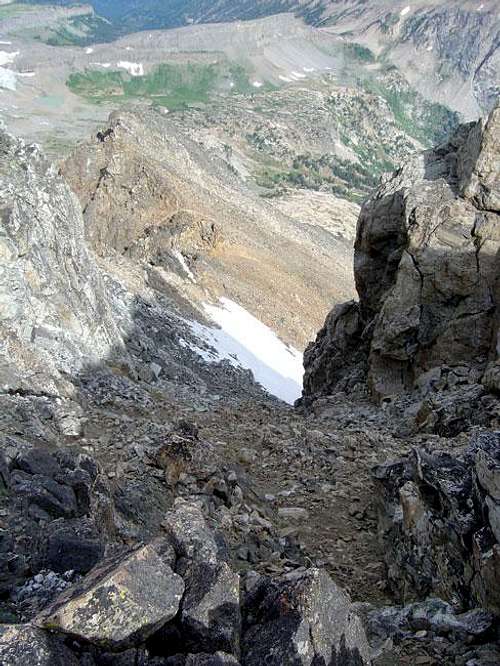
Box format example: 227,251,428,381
18,0,499,117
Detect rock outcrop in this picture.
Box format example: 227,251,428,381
374,431,500,615
303,103,500,410
0,125,122,397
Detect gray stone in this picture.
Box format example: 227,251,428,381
242,568,370,665
180,561,241,656
36,541,184,650
0,624,78,666
302,103,500,408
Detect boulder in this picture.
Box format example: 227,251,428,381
0,624,78,666
162,499,226,565
36,541,184,650
242,568,370,665
302,103,500,410
45,528,104,575
179,561,240,656
161,499,240,657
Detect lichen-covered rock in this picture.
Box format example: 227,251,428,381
36,541,184,650
302,103,500,407
242,568,370,665
162,499,227,566
0,624,78,666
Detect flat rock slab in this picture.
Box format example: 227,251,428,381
36,541,184,650
0,624,78,666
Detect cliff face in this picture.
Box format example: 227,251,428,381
303,103,500,405
0,125,121,397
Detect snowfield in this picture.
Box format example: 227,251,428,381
117,61,144,76
187,298,304,404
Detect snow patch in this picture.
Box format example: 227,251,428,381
85,47,94,54
291,71,306,79
92,62,111,68
189,298,303,404
117,61,144,76
0,66,16,91
173,250,196,283
427,44,433,51
477,3,484,10
252,80,263,88
279,75,292,83
400,5,411,16
303,67,315,73
0,50,18,67
0,41,12,45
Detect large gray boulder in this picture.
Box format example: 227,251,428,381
303,103,500,404
36,541,184,650
242,568,370,665
162,499,241,657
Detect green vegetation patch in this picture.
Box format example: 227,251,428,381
363,76,459,146
256,153,380,203
67,61,273,110
43,14,115,47
342,43,376,64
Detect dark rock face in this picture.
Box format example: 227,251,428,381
242,568,370,665
303,103,500,411
373,431,500,615
0,446,110,608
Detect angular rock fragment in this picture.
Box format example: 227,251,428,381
374,431,500,613
36,541,184,650
180,561,241,656
162,499,226,565
0,624,78,666
242,568,370,665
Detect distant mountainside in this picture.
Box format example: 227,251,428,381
17,0,499,117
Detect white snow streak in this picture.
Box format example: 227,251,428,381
400,6,411,16
0,67,16,90
173,250,196,283
188,298,303,404
252,81,263,88
117,61,144,76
